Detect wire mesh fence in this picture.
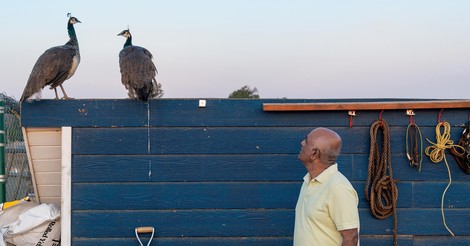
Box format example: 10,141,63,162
1,92,34,201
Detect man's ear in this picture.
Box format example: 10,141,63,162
310,148,319,160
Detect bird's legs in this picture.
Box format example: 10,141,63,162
59,85,73,99
50,85,73,99
53,88,60,99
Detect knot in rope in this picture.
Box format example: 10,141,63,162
425,122,464,163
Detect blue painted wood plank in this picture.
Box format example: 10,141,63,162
358,208,469,236
148,127,373,154
360,235,413,246
72,155,304,182
413,182,470,208
71,183,300,210
149,126,464,155
149,127,310,155
70,127,338,154
72,155,353,182
398,209,470,235
72,128,149,155
72,209,294,238
72,237,294,246
353,154,470,182
151,99,363,127
73,208,470,239
71,125,466,155
71,236,470,246
358,209,396,235
74,236,470,246
152,126,400,155
359,204,470,235
21,99,149,127
413,236,470,246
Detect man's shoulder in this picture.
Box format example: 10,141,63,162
329,171,354,188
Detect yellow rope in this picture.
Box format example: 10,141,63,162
425,121,465,236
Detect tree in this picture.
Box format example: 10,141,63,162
155,82,164,98
228,85,260,98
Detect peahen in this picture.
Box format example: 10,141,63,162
20,14,81,102
118,29,161,102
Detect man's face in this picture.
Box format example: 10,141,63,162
298,132,316,163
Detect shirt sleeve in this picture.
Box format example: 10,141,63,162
329,181,360,231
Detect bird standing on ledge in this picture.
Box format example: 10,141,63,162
118,29,161,102
20,14,81,102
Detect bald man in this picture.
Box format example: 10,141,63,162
294,128,360,246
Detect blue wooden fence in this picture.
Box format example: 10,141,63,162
21,99,470,245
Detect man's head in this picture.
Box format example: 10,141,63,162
298,127,342,166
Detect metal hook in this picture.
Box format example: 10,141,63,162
348,111,356,128
406,109,415,124
379,110,385,126
438,108,444,124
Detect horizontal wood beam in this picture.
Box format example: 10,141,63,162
263,100,470,111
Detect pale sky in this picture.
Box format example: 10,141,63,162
1,1,469,100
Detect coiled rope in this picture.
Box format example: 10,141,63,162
425,121,465,236
365,119,398,246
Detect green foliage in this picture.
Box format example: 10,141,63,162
228,85,260,99
155,82,164,98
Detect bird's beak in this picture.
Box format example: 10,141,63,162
76,19,81,23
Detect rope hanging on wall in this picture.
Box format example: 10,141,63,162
425,121,465,236
405,115,423,171
449,120,470,175
365,118,398,246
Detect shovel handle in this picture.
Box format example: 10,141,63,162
135,227,155,246
136,226,154,233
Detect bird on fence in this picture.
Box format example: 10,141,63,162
20,14,81,102
118,29,161,102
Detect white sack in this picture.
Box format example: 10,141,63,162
0,203,61,246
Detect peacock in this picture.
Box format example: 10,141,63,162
20,14,81,102
118,29,161,102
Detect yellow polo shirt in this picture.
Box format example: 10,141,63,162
293,164,360,245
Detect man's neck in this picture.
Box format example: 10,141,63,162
306,163,332,179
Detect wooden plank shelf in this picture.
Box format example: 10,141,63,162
263,100,470,111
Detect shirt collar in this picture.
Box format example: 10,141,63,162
303,163,338,184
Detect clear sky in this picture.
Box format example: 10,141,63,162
1,1,469,100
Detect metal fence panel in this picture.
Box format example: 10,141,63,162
1,92,33,201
